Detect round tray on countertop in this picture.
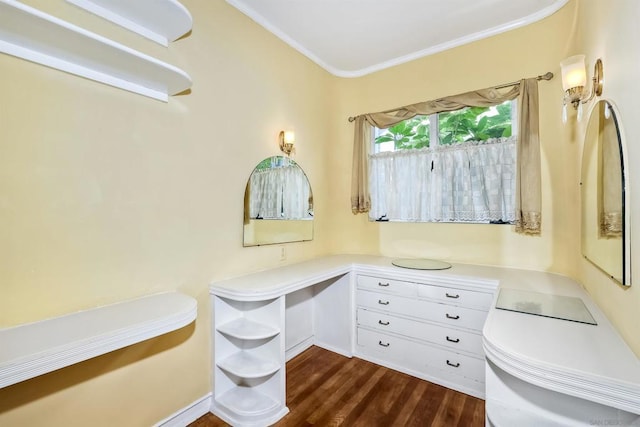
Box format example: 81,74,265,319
391,258,452,270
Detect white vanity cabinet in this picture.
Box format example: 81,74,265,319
354,274,493,398
210,296,288,426
209,255,640,426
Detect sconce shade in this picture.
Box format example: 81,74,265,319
279,130,295,155
283,131,295,146
560,54,587,91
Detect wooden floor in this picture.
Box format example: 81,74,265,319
191,346,485,427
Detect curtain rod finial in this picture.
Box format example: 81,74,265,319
540,72,554,81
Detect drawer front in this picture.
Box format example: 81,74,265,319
417,284,493,310
357,326,418,368
356,289,488,331
357,328,484,383
357,308,483,355
357,275,417,297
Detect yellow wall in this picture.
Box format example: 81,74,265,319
572,0,640,355
331,3,581,274
0,0,333,425
1,1,639,425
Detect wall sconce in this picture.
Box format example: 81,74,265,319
279,130,295,156
560,55,604,122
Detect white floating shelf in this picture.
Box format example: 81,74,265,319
217,351,280,379
217,386,280,417
0,0,192,101
217,318,280,340
0,292,197,389
66,0,193,47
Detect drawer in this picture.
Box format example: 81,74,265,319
357,308,483,355
357,328,484,383
417,284,493,310
357,326,419,369
357,275,417,297
356,289,489,331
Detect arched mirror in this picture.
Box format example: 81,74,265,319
581,100,630,286
243,156,314,246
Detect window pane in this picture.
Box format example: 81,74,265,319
373,115,430,152
438,101,512,145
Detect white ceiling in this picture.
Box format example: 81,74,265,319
226,0,569,77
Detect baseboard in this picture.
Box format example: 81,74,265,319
154,393,212,427
315,340,352,359
285,336,314,361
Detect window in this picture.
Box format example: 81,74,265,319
369,101,517,223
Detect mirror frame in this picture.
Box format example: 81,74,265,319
580,100,631,286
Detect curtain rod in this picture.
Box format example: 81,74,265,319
347,71,554,122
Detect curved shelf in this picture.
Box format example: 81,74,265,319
0,292,197,389
217,351,280,379
0,0,192,102
217,386,280,417
217,318,280,340
66,0,192,46
483,337,640,415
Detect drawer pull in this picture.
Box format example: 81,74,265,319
445,313,460,320
446,360,460,368
378,299,390,305
378,341,390,347
378,282,390,287
446,336,460,343
378,320,390,326
445,293,460,299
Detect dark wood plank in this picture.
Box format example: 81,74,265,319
405,381,449,427
190,346,485,427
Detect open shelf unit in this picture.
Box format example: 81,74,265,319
65,0,192,46
0,292,197,389
217,351,280,379
0,0,192,101
211,296,288,426
216,386,280,417
217,317,280,341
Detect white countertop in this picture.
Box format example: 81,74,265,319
210,254,640,414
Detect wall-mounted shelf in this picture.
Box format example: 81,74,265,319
0,0,192,101
66,0,192,46
0,292,197,389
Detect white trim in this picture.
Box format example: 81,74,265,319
225,0,569,78
285,336,314,361
154,393,212,427
315,341,353,359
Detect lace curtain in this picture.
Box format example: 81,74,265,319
249,165,311,220
369,137,516,222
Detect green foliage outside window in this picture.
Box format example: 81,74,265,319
374,102,512,149
373,117,430,150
